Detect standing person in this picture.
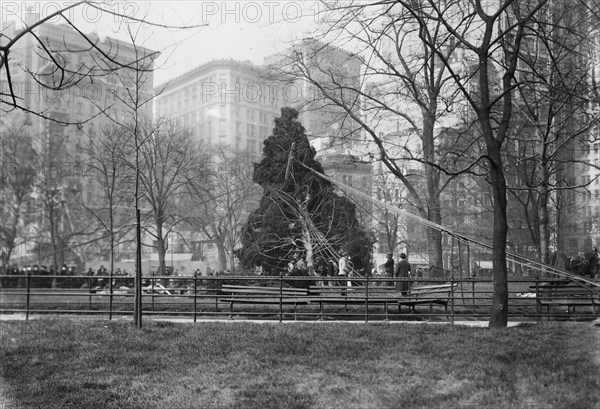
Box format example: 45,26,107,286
295,256,307,274
589,247,600,279
338,252,352,294
394,253,412,295
327,259,337,287
384,253,394,287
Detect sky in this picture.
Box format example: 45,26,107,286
0,1,321,85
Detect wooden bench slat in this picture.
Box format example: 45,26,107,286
533,282,600,319
219,283,460,319
219,297,313,304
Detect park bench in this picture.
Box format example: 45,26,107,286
309,284,402,319
399,283,458,314
219,284,310,318
533,281,600,318
308,282,457,319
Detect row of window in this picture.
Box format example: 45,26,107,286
583,143,600,155
161,104,275,126
158,76,282,112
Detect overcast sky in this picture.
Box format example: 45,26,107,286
1,1,321,85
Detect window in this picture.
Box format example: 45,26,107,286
260,126,269,138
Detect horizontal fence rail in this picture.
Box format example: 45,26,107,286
1,274,598,322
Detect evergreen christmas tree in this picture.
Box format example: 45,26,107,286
237,107,373,275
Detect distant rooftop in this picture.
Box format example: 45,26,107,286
154,59,265,92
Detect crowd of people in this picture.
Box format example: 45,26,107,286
280,251,418,291
0,264,133,289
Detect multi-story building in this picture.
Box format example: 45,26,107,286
154,59,281,161
264,38,364,154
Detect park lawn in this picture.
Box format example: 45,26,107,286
0,320,598,409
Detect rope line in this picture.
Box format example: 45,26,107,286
296,161,600,290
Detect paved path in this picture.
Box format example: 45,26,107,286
0,313,531,327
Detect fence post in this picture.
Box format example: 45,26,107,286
450,275,455,324
109,270,114,321
279,271,283,323
472,279,476,315
365,273,369,323
193,274,198,323
535,277,540,322
88,275,92,313
151,277,155,311
25,268,31,321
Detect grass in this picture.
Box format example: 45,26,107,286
1,320,598,409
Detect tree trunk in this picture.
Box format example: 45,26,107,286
156,223,166,276
489,150,509,328
302,221,314,274
538,178,550,264
109,203,115,281
2,242,15,270
422,113,444,270
217,244,227,272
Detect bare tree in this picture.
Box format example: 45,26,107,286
267,2,475,272
283,0,598,327
77,121,135,277
372,162,406,256
0,115,37,268
187,147,261,273
32,114,100,272
396,0,573,327
504,1,600,261
131,119,206,276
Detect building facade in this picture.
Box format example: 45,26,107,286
154,59,282,161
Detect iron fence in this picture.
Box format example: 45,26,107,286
0,273,598,322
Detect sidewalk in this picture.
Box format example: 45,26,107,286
0,313,532,327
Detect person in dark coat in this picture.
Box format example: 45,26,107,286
589,247,599,278
394,253,412,295
327,259,337,287
384,253,394,287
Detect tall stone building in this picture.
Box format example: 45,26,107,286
264,38,365,154
154,59,281,161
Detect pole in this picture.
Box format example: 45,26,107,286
284,142,296,180
193,274,198,323
134,208,142,327
279,271,283,323
25,268,31,321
